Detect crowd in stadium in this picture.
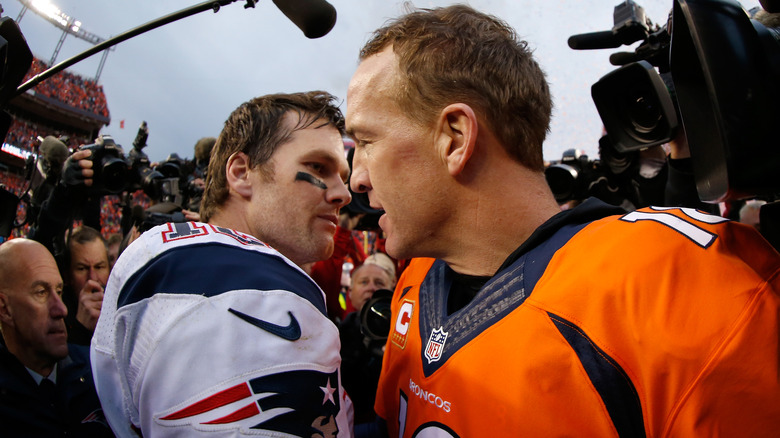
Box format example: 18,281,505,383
24,57,110,119
4,118,92,153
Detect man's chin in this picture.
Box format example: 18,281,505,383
382,236,407,261
48,344,70,361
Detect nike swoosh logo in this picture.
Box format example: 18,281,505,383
228,308,301,341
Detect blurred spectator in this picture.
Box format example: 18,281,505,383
347,253,396,313
310,212,367,322
63,226,108,346
105,233,122,270
0,238,113,437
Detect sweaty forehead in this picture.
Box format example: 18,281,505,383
347,49,399,126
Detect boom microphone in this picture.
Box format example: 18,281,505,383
271,0,337,39
608,51,641,66
568,31,622,50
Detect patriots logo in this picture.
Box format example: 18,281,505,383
157,370,341,437
81,408,109,428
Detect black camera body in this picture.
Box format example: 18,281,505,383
140,210,186,232
79,135,130,195
545,149,604,204
572,0,780,202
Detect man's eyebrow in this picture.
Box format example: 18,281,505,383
30,280,63,290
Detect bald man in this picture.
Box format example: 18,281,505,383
0,239,113,437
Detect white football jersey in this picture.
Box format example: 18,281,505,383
92,222,353,437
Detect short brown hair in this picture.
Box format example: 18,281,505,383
200,91,345,222
360,4,552,171
68,226,106,247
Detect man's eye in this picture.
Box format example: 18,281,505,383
308,163,325,173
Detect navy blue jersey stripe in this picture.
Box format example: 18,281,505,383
117,243,326,315
549,312,645,438
419,220,591,377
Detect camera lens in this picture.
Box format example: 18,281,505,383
157,161,181,178
360,290,393,341
100,156,128,193
627,90,661,134
364,300,391,338
544,164,579,202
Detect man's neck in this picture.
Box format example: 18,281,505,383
26,362,58,384
5,338,60,377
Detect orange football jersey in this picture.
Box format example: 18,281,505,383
375,202,780,437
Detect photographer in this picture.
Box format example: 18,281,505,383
338,254,395,429
28,147,96,258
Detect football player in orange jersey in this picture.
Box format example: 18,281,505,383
347,4,780,437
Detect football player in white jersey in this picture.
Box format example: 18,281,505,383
92,91,354,437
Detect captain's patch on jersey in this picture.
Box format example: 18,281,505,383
393,300,415,349
425,327,449,363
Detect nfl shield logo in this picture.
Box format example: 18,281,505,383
425,327,449,363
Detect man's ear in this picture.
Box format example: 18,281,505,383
225,152,253,198
435,103,478,176
0,293,13,327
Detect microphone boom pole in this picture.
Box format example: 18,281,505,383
15,0,252,97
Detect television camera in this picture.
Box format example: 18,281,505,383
568,0,779,204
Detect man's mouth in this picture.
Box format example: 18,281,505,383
318,213,339,226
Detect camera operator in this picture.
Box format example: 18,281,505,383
664,127,721,214
28,148,96,258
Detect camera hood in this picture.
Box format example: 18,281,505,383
592,61,679,153
671,0,780,201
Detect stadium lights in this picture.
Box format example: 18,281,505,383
19,0,105,45
30,0,70,28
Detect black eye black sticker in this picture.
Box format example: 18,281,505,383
295,171,328,190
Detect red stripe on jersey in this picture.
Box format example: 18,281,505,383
160,383,251,420
203,402,260,424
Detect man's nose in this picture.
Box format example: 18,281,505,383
328,180,352,209
350,150,371,193
50,292,68,319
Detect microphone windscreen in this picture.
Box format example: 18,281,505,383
271,0,337,39
40,136,69,169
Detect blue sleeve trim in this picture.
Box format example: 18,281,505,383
548,312,646,438
117,243,327,315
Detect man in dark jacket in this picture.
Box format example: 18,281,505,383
0,238,113,437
